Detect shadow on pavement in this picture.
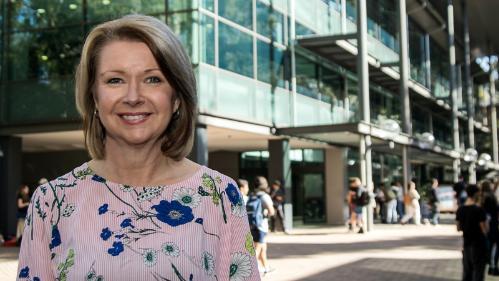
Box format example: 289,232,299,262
298,258,461,281
269,235,460,259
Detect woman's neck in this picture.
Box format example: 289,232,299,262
89,139,194,186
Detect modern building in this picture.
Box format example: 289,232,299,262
1,0,498,236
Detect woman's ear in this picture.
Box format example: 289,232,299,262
173,98,180,113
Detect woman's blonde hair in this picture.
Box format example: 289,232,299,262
75,14,197,160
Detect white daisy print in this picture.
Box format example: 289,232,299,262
173,187,201,208
229,252,252,281
201,251,215,276
120,185,133,192
143,249,158,267
161,242,180,257
62,203,76,217
231,202,246,217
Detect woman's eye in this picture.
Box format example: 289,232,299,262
145,76,162,84
106,78,123,84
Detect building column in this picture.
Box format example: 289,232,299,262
325,147,348,224
490,68,498,165
462,0,476,183
189,124,208,166
0,136,22,238
356,0,373,231
398,0,411,192
268,139,292,231
447,0,460,182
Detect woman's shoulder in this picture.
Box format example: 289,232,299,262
32,162,92,198
196,166,237,186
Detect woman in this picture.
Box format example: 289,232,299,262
16,184,30,241
17,15,259,281
400,181,421,225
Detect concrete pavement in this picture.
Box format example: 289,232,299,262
1,222,497,281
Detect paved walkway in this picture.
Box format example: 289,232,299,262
1,223,498,281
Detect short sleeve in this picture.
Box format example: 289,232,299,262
261,194,273,209
17,186,55,280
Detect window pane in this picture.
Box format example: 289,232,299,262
256,1,284,45
257,40,285,87
7,27,83,81
8,0,83,31
200,14,215,65
219,23,253,78
219,0,252,29
167,13,194,62
296,54,318,98
167,0,197,11
87,0,164,22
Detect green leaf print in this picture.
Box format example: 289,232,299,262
245,232,256,256
57,249,75,281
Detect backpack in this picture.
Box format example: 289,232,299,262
356,189,370,206
246,194,264,229
385,187,396,201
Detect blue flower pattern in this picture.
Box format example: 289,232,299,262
19,165,254,280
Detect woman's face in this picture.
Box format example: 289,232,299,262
94,40,178,148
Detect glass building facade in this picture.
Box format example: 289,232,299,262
0,0,498,231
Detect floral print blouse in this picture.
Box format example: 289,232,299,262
17,163,260,281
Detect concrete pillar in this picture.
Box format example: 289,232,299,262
189,124,208,166
268,139,292,231
325,147,348,225
490,69,498,164
447,0,460,182
398,0,412,194
462,0,476,183
356,0,373,231
0,136,22,238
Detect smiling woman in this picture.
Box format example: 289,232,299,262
16,15,260,281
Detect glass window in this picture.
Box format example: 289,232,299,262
256,1,284,45
303,149,324,163
7,27,83,81
167,13,193,61
219,0,252,29
8,0,83,31
87,0,164,22
430,39,450,100
257,40,285,87
219,22,253,78
296,54,318,98
296,22,315,37
199,14,215,65
167,0,213,12
409,19,427,87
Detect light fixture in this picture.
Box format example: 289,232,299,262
417,132,435,149
477,153,492,166
463,148,478,163
69,4,78,10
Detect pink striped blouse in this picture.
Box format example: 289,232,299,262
17,163,260,281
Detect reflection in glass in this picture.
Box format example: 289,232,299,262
256,1,284,45
167,13,194,61
257,40,285,87
87,0,164,22
219,22,253,78
409,19,428,87
8,0,83,30
219,0,252,29
199,14,215,65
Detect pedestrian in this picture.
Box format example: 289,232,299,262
480,180,499,276
456,184,488,281
17,15,259,280
374,183,386,223
237,178,250,205
429,178,441,225
16,184,30,242
347,177,367,233
393,181,405,221
454,176,467,207
384,182,398,224
269,180,286,232
400,181,421,225
247,176,275,274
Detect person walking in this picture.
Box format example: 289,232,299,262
400,181,421,225
384,182,398,224
247,176,275,274
237,178,250,205
393,181,405,221
347,177,367,233
429,178,441,225
454,176,467,207
269,180,286,233
480,180,499,276
16,184,30,242
457,184,488,281
17,15,260,280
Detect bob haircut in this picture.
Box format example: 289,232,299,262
75,14,197,160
